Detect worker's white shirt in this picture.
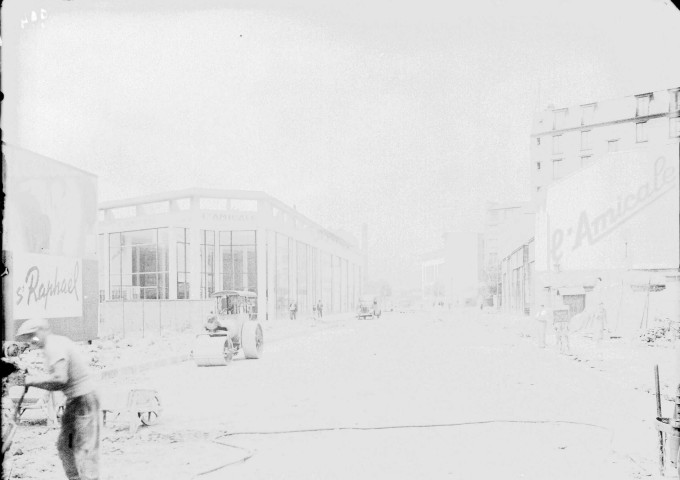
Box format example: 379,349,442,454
43,335,95,399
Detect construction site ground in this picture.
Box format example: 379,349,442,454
2,308,679,479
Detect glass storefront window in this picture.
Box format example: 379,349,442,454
109,228,169,301
176,228,190,299
276,233,289,316
220,230,257,294
322,252,332,313
200,230,215,299
297,242,308,313
332,256,341,313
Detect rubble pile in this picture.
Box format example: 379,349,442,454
638,317,680,345
85,331,195,372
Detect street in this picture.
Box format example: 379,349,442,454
2,2,678,479
8,308,673,479
85,308,666,479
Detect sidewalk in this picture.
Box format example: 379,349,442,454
482,308,679,402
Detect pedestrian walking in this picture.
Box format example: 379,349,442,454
316,300,323,318
535,304,550,348
15,318,101,480
289,301,297,320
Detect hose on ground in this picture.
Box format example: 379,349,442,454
190,418,615,478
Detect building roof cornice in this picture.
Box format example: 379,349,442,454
531,111,672,137
98,188,361,252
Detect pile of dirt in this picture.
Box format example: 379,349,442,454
638,317,680,344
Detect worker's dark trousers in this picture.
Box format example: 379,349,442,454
57,392,101,480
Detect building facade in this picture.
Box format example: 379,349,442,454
495,203,535,315
2,145,99,341
420,249,446,306
533,143,679,336
420,232,481,308
531,87,680,196
97,189,364,337
481,202,532,308
529,87,680,331
498,238,535,315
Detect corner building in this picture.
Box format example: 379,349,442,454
97,189,364,337
531,87,680,197
530,87,680,336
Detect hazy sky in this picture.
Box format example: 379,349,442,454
3,0,680,289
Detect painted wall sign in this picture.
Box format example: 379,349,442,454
13,253,83,319
202,212,256,222
535,147,680,272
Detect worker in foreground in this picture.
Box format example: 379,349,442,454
15,318,101,480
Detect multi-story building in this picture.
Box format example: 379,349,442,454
481,202,531,306
531,87,680,196
531,87,680,335
420,232,481,308
496,204,535,315
97,189,364,337
420,249,446,306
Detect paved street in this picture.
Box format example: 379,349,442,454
77,308,666,480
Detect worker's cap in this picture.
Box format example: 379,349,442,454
15,318,49,340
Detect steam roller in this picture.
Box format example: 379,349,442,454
193,290,264,367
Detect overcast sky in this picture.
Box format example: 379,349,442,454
3,0,680,289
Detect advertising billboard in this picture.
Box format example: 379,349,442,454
2,144,98,341
535,145,680,273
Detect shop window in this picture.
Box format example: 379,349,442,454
200,230,215,299
176,228,190,299
220,230,257,294
109,228,168,300
636,122,647,143
275,233,289,316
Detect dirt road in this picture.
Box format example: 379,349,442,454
7,308,673,479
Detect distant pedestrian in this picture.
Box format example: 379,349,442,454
535,305,550,348
594,302,609,342
15,318,101,480
554,317,570,354
289,301,297,320
317,300,323,318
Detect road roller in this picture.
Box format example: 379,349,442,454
193,290,264,367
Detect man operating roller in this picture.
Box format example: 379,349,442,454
15,318,101,480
